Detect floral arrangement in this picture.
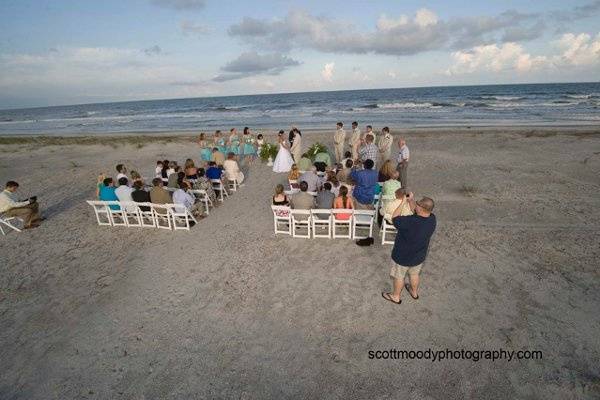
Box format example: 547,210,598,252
307,142,329,161
259,142,278,161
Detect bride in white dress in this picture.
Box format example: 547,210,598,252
272,131,294,173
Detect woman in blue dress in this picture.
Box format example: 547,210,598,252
242,126,257,163
198,133,212,163
228,128,241,156
214,130,227,154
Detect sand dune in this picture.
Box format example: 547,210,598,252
1,128,599,399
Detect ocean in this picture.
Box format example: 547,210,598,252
0,82,598,135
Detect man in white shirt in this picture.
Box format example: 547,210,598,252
378,126,393,163
396,139,410,189
114,177,136,212
333,122,346,163
173,181,202,217
350,121,362,161
0,181,42,229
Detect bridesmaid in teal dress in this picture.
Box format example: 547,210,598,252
198,133,212,163
242,127,257,163
214,130,227,154
228,128,241,156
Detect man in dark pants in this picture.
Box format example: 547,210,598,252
382,193,436,304
396,138,410,189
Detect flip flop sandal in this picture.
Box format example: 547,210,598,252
381,292,401,304
404,284,419,300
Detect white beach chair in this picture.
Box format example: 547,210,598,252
0,213,23,235
211,179,229,202
380,218,397,245
86,200,112,226
290,209,312,238
190,189,212,215
284,189,299,196
352,209,375,239
227,178,239,192
170,205,198,231
122,202,142,227
137,202,156,228
105,201,127,227
331,209,353,239
271,205,292,235
311,209,332,239
152,203,173,230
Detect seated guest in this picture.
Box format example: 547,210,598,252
167,166,181,188
130,170,143,185
149,177,172,215
131,180,151,211
326,171,341,197
290,181,315,219
96,173,106,199
272,184,289,217
337,159,353,183
99,177,119,210
350,159,378,209
160,160,170,183
382,170,402,196
341,151,352,168
288,164,301,181
205,161,222,180
0,180,42,229
299,167,319,192
192,168,217,204
297,153,312,171
316,182,335,210
155,161,163,178
382,188,412,223
223,152,245,184
378,160,396,183
115,177,135,211
333,185,354,220
184,159,198,180
211,147,225,166
173,180,202,218
116,164,128,186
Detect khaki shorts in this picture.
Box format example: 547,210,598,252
390,262,422,280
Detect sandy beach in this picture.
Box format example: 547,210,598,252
1,127,600,399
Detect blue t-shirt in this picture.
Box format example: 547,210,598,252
392,214,437,267
99,185,119,210
350,169,378,205
206,167,222,180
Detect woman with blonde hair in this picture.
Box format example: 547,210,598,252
184,158,198,179
378,159,396,182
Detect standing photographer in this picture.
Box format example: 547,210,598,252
0,181,42,229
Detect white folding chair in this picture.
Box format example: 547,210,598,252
137,202,156,228
290,209,312,238
373,193,381,211
271,205,292,235
352,209,375,239
0,213,23,235
381,218,397,245
311,209,332,239
122,202,142,227
170,205,198,231
331,209,353,239
284,189,299,196
86,200,111,226
190,189,212,215
211,179,229,202
152,204,172,230
228,178,238,192
288,179,299,190
106,201,127,227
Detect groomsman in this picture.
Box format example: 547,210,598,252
378,126,393,162
350,121,362,160
333,122,346,162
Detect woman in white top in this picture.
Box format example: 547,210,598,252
223,152,245,184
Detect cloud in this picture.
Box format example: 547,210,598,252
446,32,600,75
143,45,162,56
213,51,301,81
227,8,543,57
180,20,210,36
321,62,334,81
150,0,205,10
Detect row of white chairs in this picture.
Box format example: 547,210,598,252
87,201,198,231
271,206,375,239
0,213,23,235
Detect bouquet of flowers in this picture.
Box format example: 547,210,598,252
259,142,278,161
307,142,328,161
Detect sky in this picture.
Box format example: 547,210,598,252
0,0,599,109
